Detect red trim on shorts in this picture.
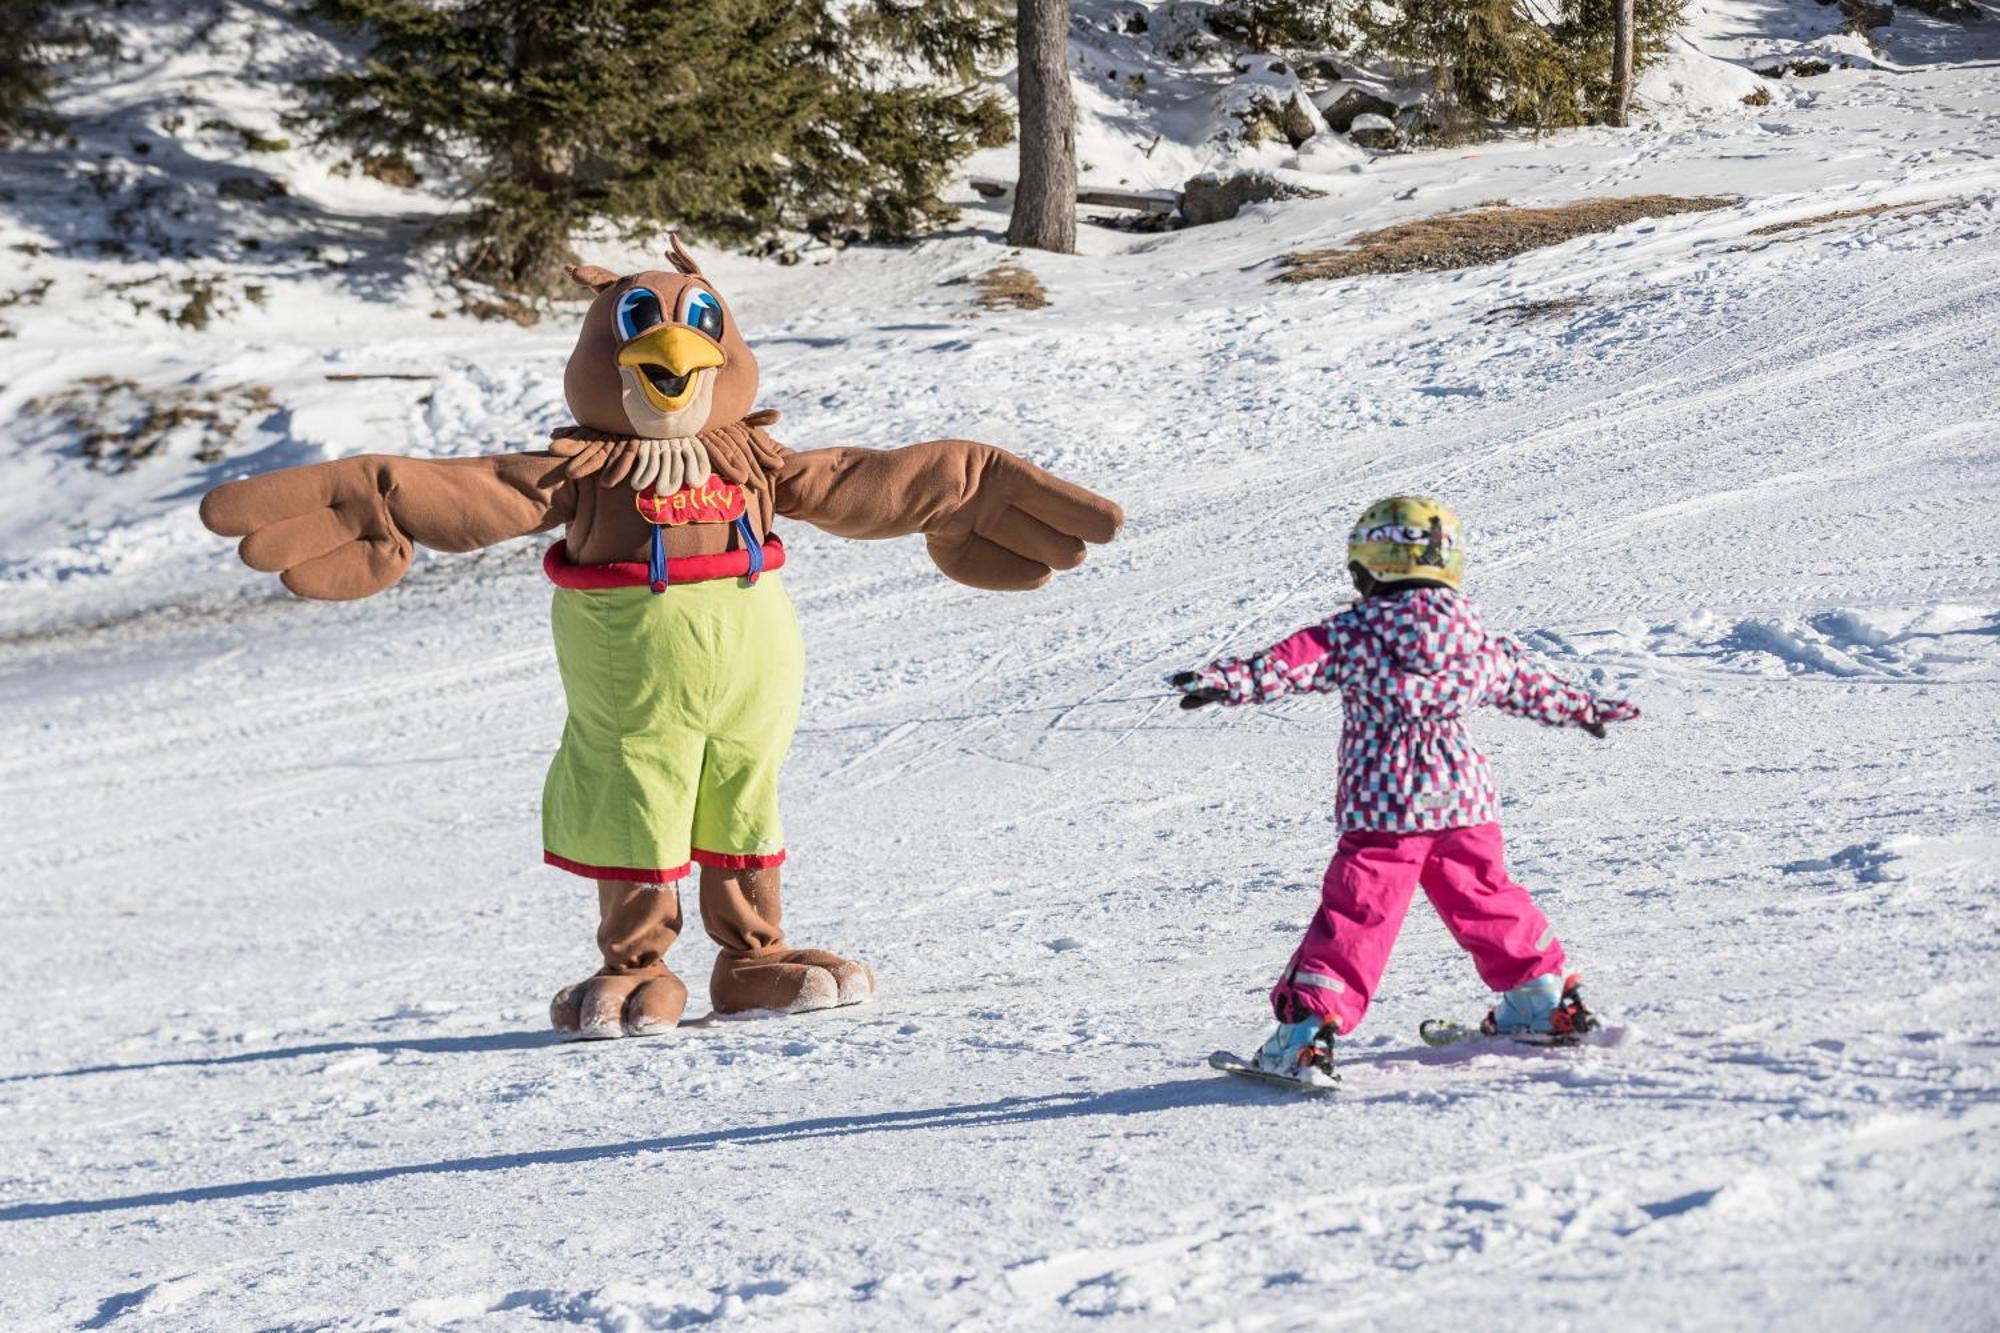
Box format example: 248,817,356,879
543,850,692,883
542,536,786,590
690,848,788,870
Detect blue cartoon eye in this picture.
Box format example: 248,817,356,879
616,287,663,341
684,290,724,339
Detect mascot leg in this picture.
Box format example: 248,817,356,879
550,880,692,1039
702,864,876,1014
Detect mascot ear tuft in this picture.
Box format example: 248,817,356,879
664,233,704,277
565,263,620,293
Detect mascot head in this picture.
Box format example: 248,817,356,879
563,236,760,437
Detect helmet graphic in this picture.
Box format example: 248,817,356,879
1347,495,1464,590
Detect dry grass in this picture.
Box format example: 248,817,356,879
1746,199,1961,236
28,377,277,472
1276,195,1738,284
974,261,1049,312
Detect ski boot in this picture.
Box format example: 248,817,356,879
1250,1016,1340,1088
1481,972,1600,1043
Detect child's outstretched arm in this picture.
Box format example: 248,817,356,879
1169,624,1345,710
1488,638,1639,738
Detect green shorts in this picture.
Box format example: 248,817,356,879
541,573,805,882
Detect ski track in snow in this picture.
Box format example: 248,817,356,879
4,2,2000,1329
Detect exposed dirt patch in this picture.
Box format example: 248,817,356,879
0,277,54,338
459,294,541,326
99,274,268,329
25,377,277,472
217,175,287,202
330,152,423,189
1756,57,1835,79
198,117,290,153
0,277,52,309
1276,195,1737,283
1747,199,1963,236
1482,294,1599,324
360,152,421,188
974,261,1049,312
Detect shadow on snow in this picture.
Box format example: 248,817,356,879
1,1075,1276,1222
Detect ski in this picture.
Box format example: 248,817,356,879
1206,1049,1339,1092
1421,975,1604,1049
1418,1019,1584,1048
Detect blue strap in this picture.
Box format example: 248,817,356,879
736,513,764,585
648,525,667,594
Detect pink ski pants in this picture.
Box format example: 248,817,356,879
1270,823,1565,1033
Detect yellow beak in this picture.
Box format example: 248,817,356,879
617,324,726,413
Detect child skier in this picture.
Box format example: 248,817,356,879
1170,495,1639,1087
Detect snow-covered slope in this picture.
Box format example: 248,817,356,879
3,2,1999,1329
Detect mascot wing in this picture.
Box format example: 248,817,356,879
200,453,578,600
774,439,1124,591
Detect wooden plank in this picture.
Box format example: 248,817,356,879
1078,187,1178,215
971,176,1180,215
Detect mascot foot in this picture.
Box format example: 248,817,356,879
700,864,873,1015
550,879,689,1039
711,948,875,1016
551,967,690,1039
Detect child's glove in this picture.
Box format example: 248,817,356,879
1581,698,1641,739
1167,670,1227,710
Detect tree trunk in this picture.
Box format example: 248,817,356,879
1008,0,1075,254
465,10,576,298
1608,0,1635,128
458,221,573,299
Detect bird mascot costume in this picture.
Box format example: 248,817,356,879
200,238,1124,1039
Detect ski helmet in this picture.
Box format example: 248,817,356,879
1347,495,1464,590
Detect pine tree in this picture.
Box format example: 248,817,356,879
1361,0,1685,135
299,0,1011,296
1550,0,1687,121
1206,1,1357,52
0,0,57,143
1362,0,1573,133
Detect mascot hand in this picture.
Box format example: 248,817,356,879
924,445,1124,591
200,456,413,600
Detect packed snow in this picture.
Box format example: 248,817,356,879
2,1,1998,1328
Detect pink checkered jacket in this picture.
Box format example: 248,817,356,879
1192,588,1619,833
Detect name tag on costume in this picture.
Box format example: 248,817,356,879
637,480,749,527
